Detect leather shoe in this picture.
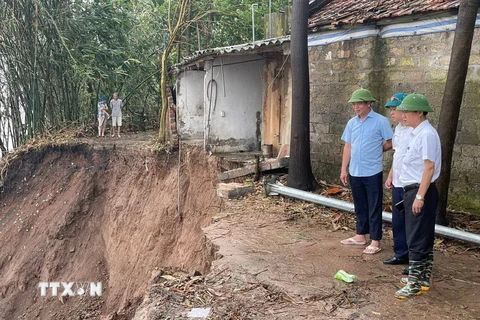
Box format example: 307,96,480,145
383,256,409,265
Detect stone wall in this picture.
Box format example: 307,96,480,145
308,30,480,211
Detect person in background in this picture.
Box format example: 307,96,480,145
383,93,412,267
110,92,123,137
394,93,441,299
340,88,393,254
97,95,109,137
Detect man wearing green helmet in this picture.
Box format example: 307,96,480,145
340,88,393,255
394,93,441,299
383,93,411,267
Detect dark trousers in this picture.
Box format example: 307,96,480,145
404,184,438,261
392,187,408,259
349,172,383,240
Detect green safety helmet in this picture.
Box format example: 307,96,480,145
397,93,434,112
384,92,408,108
348,88,376,103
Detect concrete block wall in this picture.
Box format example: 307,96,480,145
309,37,380,183
308,30,480,211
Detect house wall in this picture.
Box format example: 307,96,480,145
204,55,265,152
308,30,480,212
177,70,205,139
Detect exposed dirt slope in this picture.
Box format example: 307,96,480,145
0,140,221,319
132,187,480,319
2,132,479,320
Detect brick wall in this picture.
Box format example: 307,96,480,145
309,30,480,211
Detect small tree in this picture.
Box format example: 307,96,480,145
158,0,188,142
158,0,215,142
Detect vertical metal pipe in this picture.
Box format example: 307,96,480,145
251,4,258,42
269,0,272,38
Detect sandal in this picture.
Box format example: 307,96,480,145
340,237,367,246
363,245,382,255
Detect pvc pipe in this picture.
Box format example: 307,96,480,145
251,4,258,42
268,0,272,38
265,181,480,245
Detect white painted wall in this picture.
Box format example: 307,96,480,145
177,70,205,139
204,55,265,152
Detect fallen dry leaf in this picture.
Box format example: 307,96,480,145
326,187,343,195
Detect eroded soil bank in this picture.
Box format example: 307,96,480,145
0,141,222,319
133,186,480,320
1,132,479,319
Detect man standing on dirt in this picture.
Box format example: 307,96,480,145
383,93,411,267
339,88,393,255
394,93,441,299
97,95,110,137
110,92,123,137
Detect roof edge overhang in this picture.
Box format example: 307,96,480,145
171,36,291,74
308,6,461,32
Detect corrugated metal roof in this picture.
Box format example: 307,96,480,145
174,36,290,69
309,0,460,28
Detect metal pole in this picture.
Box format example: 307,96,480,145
251,4,258,42
265,181,480,245
269,0,272,38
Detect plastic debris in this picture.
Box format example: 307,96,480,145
160,275,177,281
334,270,358,283
187,307,211,318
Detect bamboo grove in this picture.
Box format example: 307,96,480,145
0,0,290,150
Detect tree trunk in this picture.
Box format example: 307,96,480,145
185,0,192,56
176,42,181,64
158,0,189,143
287,0,317,190
436,0,478,225
159,51,169,142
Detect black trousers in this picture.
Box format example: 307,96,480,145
392,187,408,258
404,183,438,261
349,172,383,240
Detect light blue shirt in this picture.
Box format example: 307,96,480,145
341,109,393,177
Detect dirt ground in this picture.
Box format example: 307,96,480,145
0,130,479,319
201,189,480,319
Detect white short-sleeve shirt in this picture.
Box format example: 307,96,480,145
110,98,123,118
399,120,441,186
392,124,413,187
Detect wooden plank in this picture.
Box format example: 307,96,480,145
218,158,289,181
